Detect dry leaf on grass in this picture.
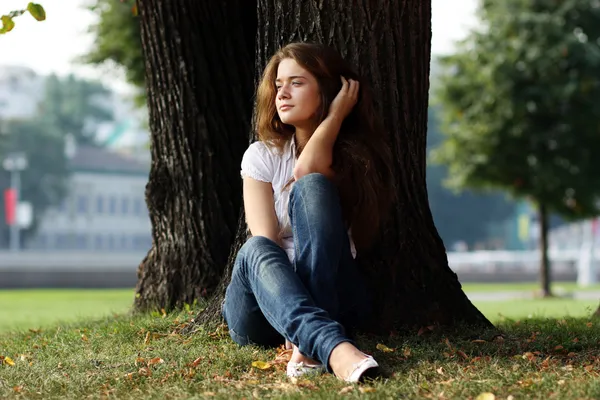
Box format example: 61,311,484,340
359,386,376,393
338,386,354,395
475,392,495,400
148,357,164,366
252,361,272,370
1,356,15,366
376,343,395,353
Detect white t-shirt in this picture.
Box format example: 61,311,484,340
240,138,356,262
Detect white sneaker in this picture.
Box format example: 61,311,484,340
344,355,379,383
286,361,326,378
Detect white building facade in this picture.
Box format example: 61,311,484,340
28,145,152,252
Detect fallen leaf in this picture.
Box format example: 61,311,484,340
436,367,444,375
359,386,376,393
124,372,135,380
471,339,486,344
148,357,164,366
457,350,469,360
81,334,88,342
475,393,495,400
135,357,145,366
338,386,354,395
3,356,15,366
376,343,395,353
586,322,593,328
522,352,536,361
138,367,152,377
558,379,565,385
572,338,579,343
443,338,453,350
554,345,564,351
144,331,151,345
191,357,203,367
251,361,272,370
203,392,216,397
403,347,412,357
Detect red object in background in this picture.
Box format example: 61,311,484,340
4,188,16,225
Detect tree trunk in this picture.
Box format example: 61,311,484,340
196,0,493,334
134,0,256,311
538,202,552,297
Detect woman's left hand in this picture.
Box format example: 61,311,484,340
328,76,359,121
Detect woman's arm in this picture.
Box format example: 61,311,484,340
293,77,359,180
243,177,280,244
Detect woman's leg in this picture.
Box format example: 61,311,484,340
223,235,350,367
289,173,371,325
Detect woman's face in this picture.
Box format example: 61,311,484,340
275,58,321,129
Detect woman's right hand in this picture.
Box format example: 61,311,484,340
328,76,359,121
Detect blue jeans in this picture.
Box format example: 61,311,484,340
223,173,371,369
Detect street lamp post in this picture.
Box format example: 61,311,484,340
3,152,28,252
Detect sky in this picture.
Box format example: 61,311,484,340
1,0,479,91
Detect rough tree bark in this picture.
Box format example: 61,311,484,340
196,0,493,334
134,0,256,311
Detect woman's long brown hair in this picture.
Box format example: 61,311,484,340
255,42,394,252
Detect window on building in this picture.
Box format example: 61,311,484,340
108,196,117,215
133,198,144,217
59,198,70,213
121,197,129,215
96,196,104,214
94,234,104,250
107,234,115,250
121,234,129,251
75,234,88,250
77,195,89,215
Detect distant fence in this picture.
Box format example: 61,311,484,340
0,249,598,288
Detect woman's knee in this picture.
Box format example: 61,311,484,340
236,236,278,265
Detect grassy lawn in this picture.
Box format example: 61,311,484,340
1,307,599,399
474,299,599,321
0,289,134,334
461,282,600,293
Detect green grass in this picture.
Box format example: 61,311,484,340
1,307,599,399
2,286,599,334
0,289,134,334
462,282,600,293
474,299,600,321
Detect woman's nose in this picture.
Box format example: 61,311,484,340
278,84,290,99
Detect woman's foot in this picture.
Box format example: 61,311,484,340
286,344,326,378
329,342,379,382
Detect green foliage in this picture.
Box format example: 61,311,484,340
41,74,114,145
434,0,600,220
85,0,145,102
0,3,45,34
427,106,515,249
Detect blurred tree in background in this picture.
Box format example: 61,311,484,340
85,0,145,104
0,75,114,247
427,105,515,250
434,0,600,296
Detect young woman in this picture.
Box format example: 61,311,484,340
222,42,393,382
